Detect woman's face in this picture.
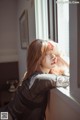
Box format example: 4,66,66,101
41,50,58,69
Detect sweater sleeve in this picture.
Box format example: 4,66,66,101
29,74,69,94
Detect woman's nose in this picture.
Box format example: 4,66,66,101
52,54,56,59
52,55,57,63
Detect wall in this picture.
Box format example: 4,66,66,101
0,0,36,80
17,0,36,79
0,0,18,62
46,89,80,120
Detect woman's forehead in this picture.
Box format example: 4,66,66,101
41,41,60,56
46,50,54,54
46,49,60,56
47,42,54,50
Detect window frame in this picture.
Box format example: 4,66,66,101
47,0,58,42
69,3,80,103
34,0,48,40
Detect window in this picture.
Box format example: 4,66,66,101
49,0,80,103
34,0,48,39
47,0,58,42
48,0,69,56
34,0,80,103
57,0,69,56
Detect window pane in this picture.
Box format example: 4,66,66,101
57,0,69,56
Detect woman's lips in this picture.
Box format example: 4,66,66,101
51,62,55,65
51,58,57,65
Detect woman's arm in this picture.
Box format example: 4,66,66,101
30,74,69,94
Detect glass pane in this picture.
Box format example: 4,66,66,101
57,0,69,57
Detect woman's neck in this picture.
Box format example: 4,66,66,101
40,66,50,74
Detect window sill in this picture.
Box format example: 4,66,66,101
52,86,80,114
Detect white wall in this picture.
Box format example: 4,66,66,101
17,0,36,79
0,0,18,62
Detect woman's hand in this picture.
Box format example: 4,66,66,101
49,56,69,76
56,75,69,87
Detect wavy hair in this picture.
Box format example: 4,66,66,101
23,39,54,80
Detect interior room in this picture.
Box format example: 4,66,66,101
0,0,80,120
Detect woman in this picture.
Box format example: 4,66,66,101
0,39,69,120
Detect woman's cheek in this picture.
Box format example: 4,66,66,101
54,57,58,63
42,57,50,67
45,57,51,65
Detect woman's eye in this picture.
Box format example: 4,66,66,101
47,54,54,59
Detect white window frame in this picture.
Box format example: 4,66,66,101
34,0,48,40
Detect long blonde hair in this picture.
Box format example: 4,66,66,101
23,39,54,80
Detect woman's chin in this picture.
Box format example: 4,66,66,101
51,63,56,67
